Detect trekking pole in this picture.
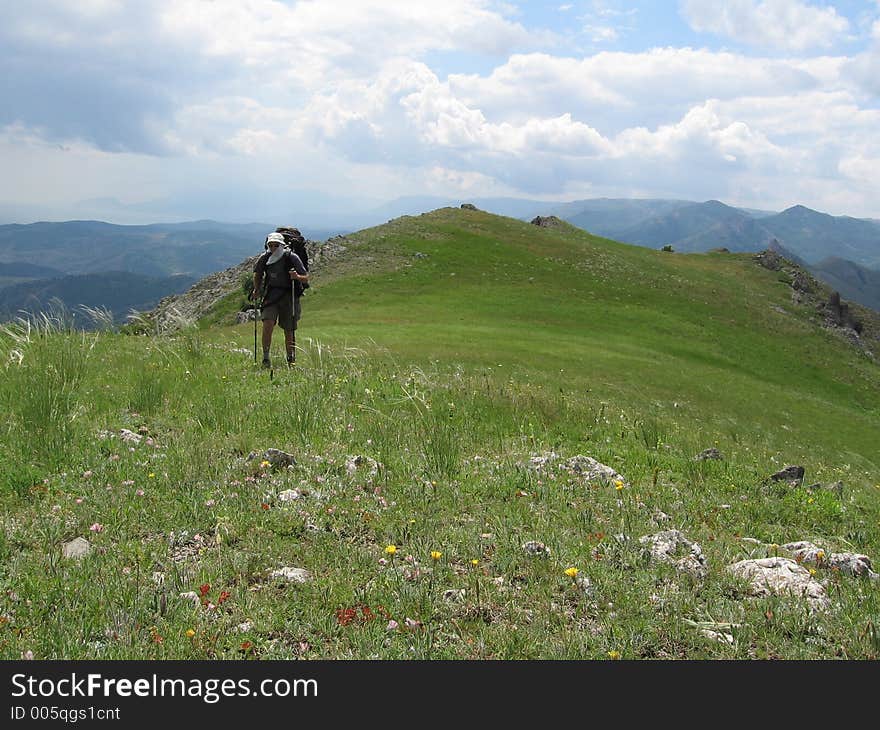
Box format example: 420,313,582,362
253,304,257,364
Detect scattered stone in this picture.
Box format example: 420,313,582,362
521,541,550,556
262,449,297,469
61,537,91,560
652,510,672,524
178,591,200,605
639,530,707,579
783,541,878,578
235,309,257,324
769,465,805,485
345,455,380,480
527,451,558,471
236,620,254,632
737,537,764,546
561,455,628,486
460,203,478,210
277,489,301,503
827,553,878,579
575,574,594,597
269,567,311,584
442,589,466,602
727,557,829,609
695,448,723,461
120,429,143,444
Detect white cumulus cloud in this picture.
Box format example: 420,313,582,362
679,0,850,51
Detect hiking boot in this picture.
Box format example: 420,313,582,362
261,357,271,369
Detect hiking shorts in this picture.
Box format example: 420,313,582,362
261,291,301,331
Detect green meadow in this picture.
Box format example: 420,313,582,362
1,207,879,659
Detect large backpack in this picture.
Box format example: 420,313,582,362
276,227,310,294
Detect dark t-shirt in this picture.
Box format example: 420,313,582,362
254,249,307,295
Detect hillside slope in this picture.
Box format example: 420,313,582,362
171,206,880,466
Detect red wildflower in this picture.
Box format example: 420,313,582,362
217,590,231,605
361,605,375,620
261,503,270,510
241,641,253,651
199,583,211,597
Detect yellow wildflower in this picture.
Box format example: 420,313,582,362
565,567,579,578
614,480,624,491
185,629,195,638
430,551,442,561
471,559,479,566
384,544,397,555
607,650,621,660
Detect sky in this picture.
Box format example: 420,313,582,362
1,0,879,224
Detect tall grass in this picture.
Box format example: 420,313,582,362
0,326,877,660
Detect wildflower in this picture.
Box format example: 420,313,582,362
205,499,215,507
241,641,252,651
384,544,398,555
199,584,211,598
471,559,479,566
217,590,231,605
261,503,270,510
89,523,104,533
816,550,825,561
430,551,442,561
75,498,84,505
148,472,155,479
614,480,624,491
607,650,621,660
82,470,93,478
386,619,399,631
185,629,195,638
565,567,579,578
22,650,34,660
136,489,145,496
260,460,271,469
808,568,817,577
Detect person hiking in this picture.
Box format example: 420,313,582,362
252,231,309,367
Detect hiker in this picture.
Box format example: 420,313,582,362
252,231,309,367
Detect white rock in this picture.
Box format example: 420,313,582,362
727,557,829,610
562,455,627,486
639,530,707,578
522,540,550,556
277,489,301,503
269,567,311,584
61,537,91,560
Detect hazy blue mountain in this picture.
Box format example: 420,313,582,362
612,200,760,249
758,205,880,268
0,271,196,327
808,257,880,312
546,198,693,238
0,220,344,282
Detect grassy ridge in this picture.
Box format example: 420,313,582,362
295,208,879,468
1,207,879,660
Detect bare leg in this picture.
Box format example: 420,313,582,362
262,320,275,360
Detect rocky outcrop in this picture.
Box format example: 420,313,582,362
727,557,829,609
530,215,563,228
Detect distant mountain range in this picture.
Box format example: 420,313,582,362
0,197,878,322
0,271,196,328
0,220,345,326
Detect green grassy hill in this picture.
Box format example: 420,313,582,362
290,207,880,466
1,206,878,660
